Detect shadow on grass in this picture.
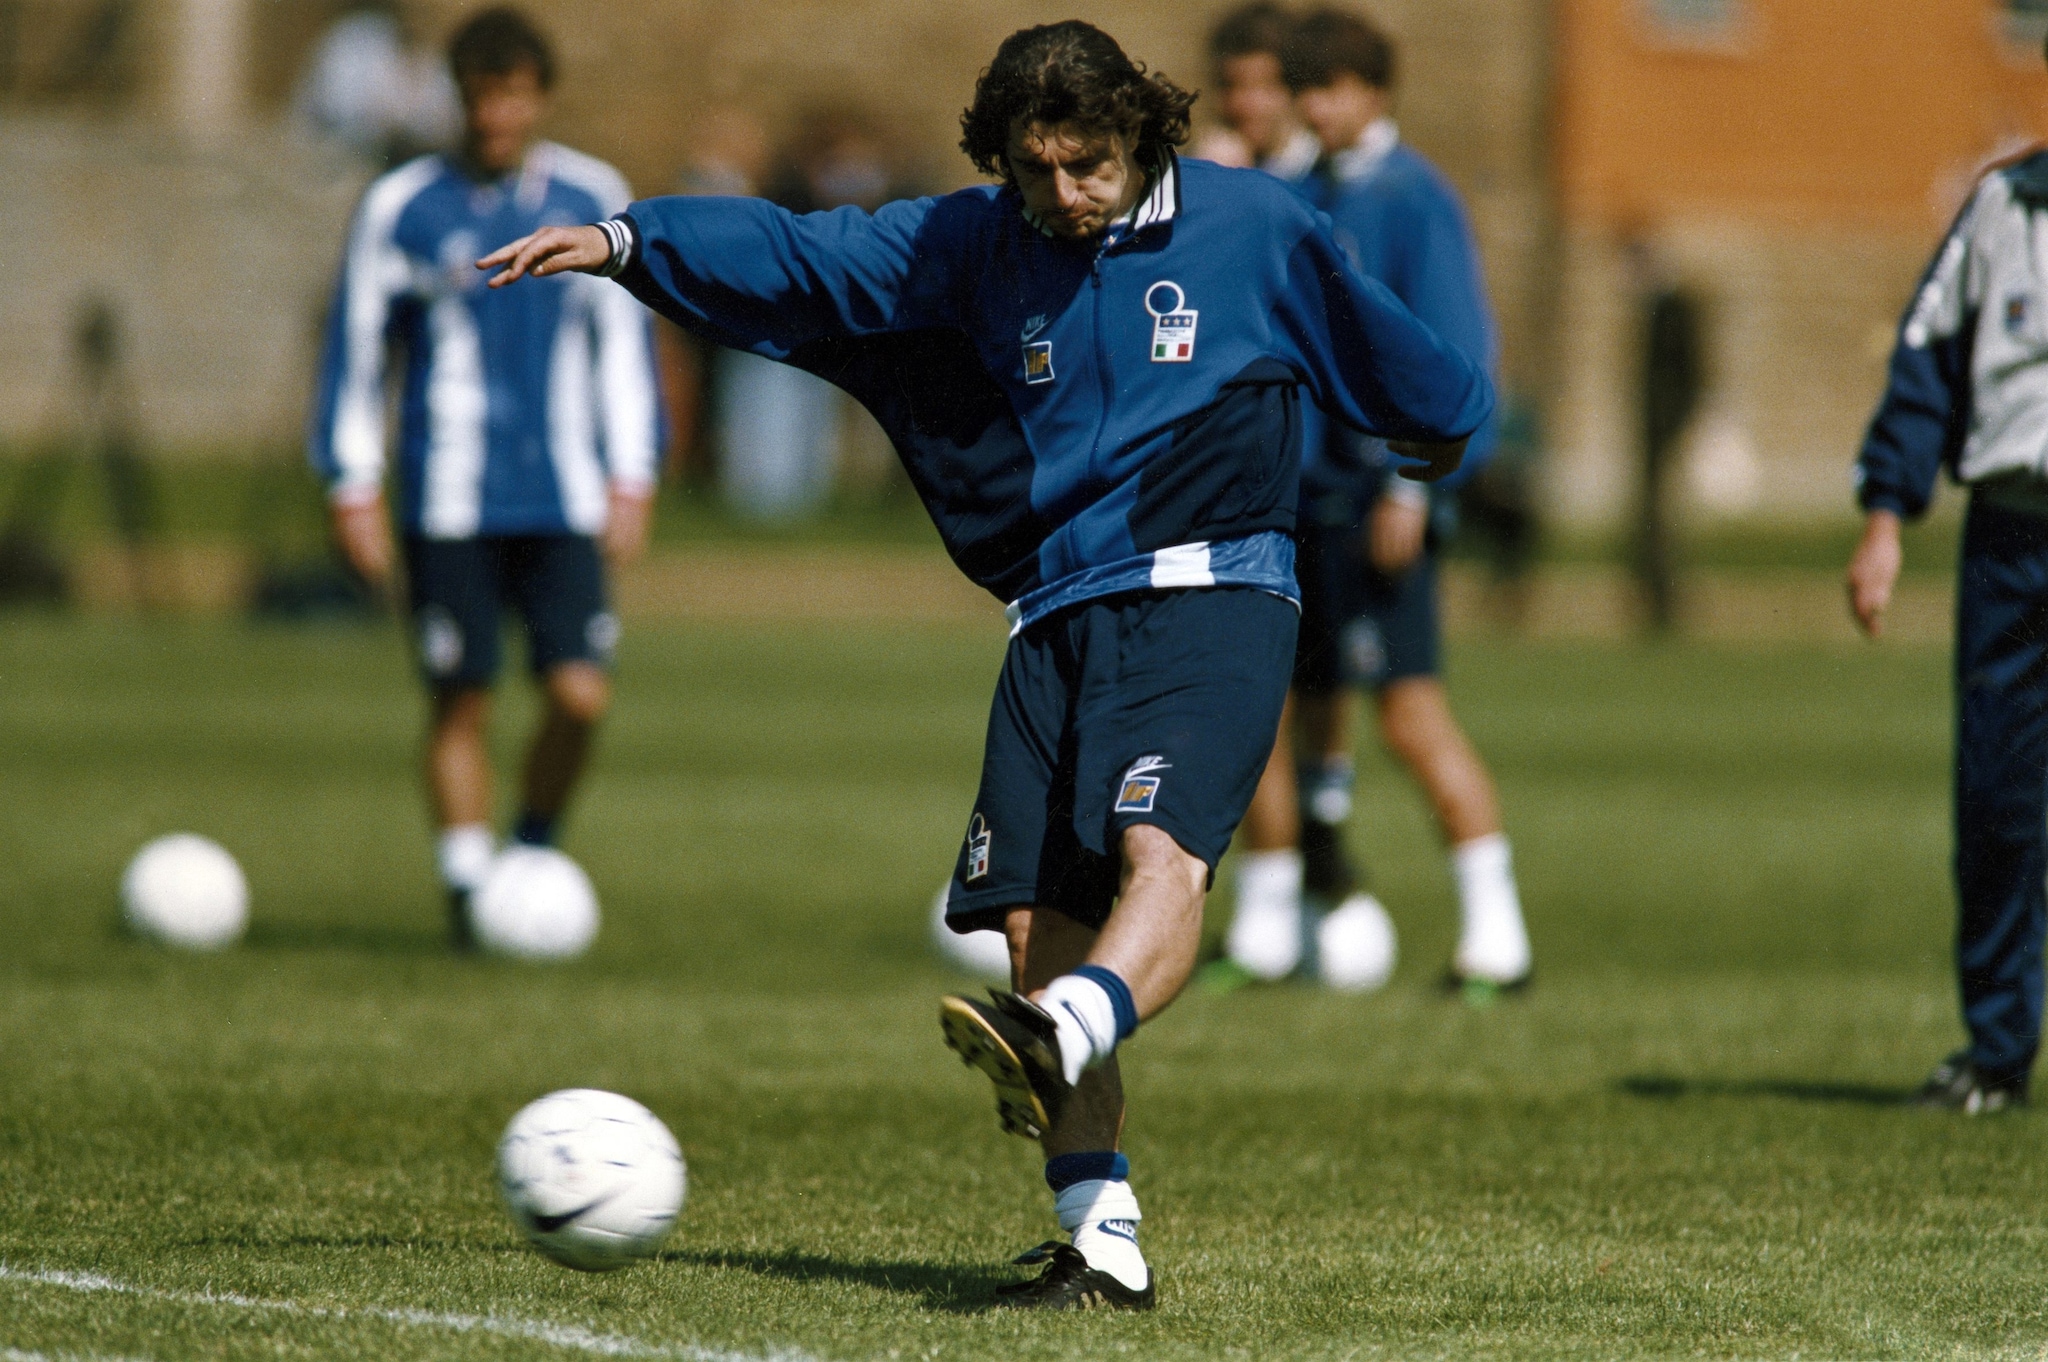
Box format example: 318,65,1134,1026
663,1247,1008,1314
1620,1074,1911,1107
241,921,445,956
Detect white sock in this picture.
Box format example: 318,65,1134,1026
1038,973,1120,1087
1057,1178,1148,1291
1451,833,1529,981
436,824,495,893
1227,849,1304,980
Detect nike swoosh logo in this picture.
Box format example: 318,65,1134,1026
1020,315,1048,341
529,1196,610,1233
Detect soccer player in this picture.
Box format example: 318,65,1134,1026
1202,2,1319,181
479,20,1491,1307
1848,99,2048,1112
1224,7,1532,992
308,7,660,949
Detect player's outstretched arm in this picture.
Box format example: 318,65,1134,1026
1846,508,1903,638
479,225,611,287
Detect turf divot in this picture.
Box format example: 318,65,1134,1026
0,1265,822,1362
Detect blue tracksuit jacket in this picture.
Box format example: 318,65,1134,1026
603,153,1492,627
308,144,662,539
1292,126,1499,511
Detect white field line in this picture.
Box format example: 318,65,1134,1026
6,1349,160,1362
0,1264,821,1362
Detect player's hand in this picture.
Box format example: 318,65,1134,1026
328,493,394,594
604,486,655,568
478,225,611,288
1368,494,1428,575
1846,508,1903,638
1388,436,1467,483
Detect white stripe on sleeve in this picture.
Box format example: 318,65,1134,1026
327,158,440,499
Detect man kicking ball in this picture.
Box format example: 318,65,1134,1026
479,20,1490,1308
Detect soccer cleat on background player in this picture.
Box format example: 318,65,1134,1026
1914,1051,2029,1114
940,990,1072,1139
995,1240,1157,1311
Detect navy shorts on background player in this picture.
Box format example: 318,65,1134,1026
1292,519,1439,694
945,587,1298,934
404,535,616,690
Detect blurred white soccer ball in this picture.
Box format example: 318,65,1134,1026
930,882,1011,981
1317,893,1397,992
498,1088,685,1271
121,833,248,950
473,846,598,960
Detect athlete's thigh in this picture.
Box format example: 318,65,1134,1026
947,614,1119,935
1080,587,1298,874
502,535,618,678
403,536,504,690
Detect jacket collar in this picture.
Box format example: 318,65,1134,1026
2004,148,2048,211
1326,118,1399,186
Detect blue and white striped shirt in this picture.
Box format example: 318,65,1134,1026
309,142,661,538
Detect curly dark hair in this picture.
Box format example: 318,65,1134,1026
959,22,1196,182
448,6,556,91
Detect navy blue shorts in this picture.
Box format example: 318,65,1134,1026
403,535,617,690
946,587,1298,933
1292,520,1439,694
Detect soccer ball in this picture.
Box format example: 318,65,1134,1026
120,833,248,950
1317,893,1397,992
930,882,1010,981
472,847,598,960
498,1088,686,1271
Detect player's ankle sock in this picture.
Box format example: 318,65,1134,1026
1227,849,1304,979
1299,757,1356,827
1046,1152,1147,1291
512,810,558,848
1452,833,1530,980
1038,966,1136,1087
436,824,495,892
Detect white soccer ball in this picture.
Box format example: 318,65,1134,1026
930,882,1010,981
472,847,599,960
1317,893,1397,992
121,833,248,950
498,1088,686,1271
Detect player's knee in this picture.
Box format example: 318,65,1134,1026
1121,824,1207,898
1378,679,1448,759
545,664,610,725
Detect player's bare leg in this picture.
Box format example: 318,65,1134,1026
427,685,496,947
1375,677,1529,986
514,662,610,847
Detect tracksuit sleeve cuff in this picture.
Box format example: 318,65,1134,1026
1858,490,1909,519
594,215,638,278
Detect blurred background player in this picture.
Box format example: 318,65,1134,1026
1196,2,1318,180
1847,52,2048,1110
1223,6,1531,992
307,6,660,948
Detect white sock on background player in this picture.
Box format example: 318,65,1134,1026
437,824,494,893
1227,848,1304,980
1451,833,1529,982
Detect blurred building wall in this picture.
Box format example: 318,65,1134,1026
1551,0,2048,526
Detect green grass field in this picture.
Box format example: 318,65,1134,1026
1,612,2038,1361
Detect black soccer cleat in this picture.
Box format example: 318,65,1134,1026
1300,818,1361,901
939,990,1071,1139
994,1241,1156,1311
1914,1050,2029,1114
447,888,477,954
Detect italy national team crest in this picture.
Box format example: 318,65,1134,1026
1145,282,1198,362
1115,755,1171,813
965,813,992,881
1022,340,1055,385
